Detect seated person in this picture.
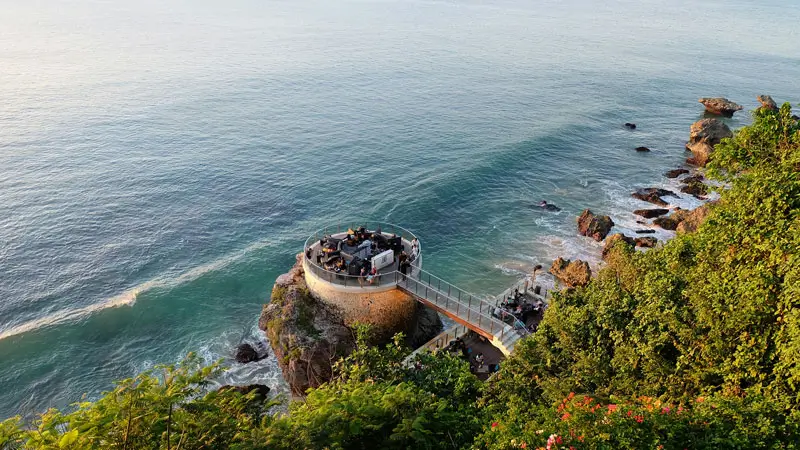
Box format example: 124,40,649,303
366,266,378,284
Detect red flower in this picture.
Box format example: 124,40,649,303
561,412,571,421
556,436,563,444
635,415,644,423
662,406,671,414
607,404,618,414
491,422,498,429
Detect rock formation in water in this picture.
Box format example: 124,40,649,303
633,208,669,219
577,209,614,241
665,168,690,178
698,97,743,117
549,257,591,287
680,175,708,199
631,187,677,207
624,123,637,130
757,95,778,111
234,343,267,364
635,146,650,152
260,254,442,396
686,119,733,166
218,384,271,400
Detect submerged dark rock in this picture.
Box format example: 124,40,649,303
235,343,267,364
635,229,656,234
632,187,677,207
665,168,690,178
635,146,650,152
633,208,669,219
624,123,637,130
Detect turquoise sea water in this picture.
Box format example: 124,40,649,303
1,0,799,418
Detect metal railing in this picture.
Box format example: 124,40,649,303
494,277,550,307
302,221,422,288
398,266,530,343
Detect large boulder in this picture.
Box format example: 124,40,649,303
577,209,614,242
757,95,778,111
549,257,591,288
602,233,635,260
235,343,266,364
633,208,669,219
631,187,678,207
698,97,743,117
686,119,733,166
260,255,357,396
676,204,711,233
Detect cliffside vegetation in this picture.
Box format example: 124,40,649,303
2,105,798,449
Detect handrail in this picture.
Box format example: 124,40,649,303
409,266,530,336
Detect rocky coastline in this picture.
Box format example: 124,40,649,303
549,95,769,287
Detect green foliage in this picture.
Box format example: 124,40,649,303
482,104,800,448
1,353,277,449
3,106,799,449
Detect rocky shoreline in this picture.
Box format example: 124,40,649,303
549,95,773,287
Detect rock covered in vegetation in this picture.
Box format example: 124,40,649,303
577,209,615,241
698,97,743,117
259,255,356,396
549,257,592,287
686,118,733,166
631,187,677,207
218,384,271,400
602,233,635,260
680,179,708,198
757,95,778,111
676,204,711,233
665,168,690,178
633,208,669,219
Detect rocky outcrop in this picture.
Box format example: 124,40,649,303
686,119,733,166
676,204,711,233
632,187,677,207
757,95,778,111
665,168,690,178
549,257,591,288
633,208,669,219
235,343,267,364
260,255,357,396
680,179,708,198
634,236,658,248
406,302,444,348
635,146,650,152
577,209,614,241
602,233,634,260
698,97,743,117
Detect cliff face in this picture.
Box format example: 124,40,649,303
260,254,443,396
259,255,356,396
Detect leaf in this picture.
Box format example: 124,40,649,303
59,429,78,448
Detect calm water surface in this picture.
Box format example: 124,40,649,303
1,0,798,418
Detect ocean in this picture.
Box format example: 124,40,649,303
1,0,798,418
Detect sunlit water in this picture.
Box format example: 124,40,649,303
1,0,798,418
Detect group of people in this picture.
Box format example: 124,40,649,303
308,227,420,287
494,288,544,332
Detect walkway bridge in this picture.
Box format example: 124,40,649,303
397,267,530,356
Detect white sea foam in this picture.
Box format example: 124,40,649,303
0,239,276,341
